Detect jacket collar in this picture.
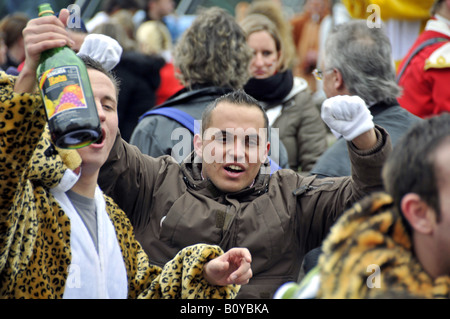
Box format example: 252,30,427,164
426,15,450,37
369,100,398,116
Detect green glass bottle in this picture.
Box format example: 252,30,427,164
36,3,101,149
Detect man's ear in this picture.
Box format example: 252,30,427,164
193,133,203,159
261,140,270,163
401,193,435,235
333,68,346,92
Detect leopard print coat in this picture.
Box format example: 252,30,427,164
316,192,450,298
0,72,239,299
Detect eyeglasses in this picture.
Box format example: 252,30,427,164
312,68,333,81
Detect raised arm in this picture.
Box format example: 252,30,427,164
14,9,73,94
320,95,391,197
0,9,73,210
296,95,392,252
98,133,178,226
321,95,377,151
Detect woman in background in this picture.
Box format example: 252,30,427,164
92,15,165,142
136,20,184,105
240,14,327,173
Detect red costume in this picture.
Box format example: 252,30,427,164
397,16,450,118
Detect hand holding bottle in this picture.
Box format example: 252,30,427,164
17,4,102,149
15,8,73,93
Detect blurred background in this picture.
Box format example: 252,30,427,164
0,0,307,20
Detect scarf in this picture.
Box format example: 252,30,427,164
244,70,294,105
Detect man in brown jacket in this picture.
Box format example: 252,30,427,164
99,90,391,298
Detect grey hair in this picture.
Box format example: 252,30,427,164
323,20,401,105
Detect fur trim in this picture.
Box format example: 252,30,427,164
317,192,450,298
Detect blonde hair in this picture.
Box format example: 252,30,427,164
92,22,137,52
136,21,172,55
110,9,136,40
239,14,283,67
244,0,295,71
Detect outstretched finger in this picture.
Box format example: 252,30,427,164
228,247,252,264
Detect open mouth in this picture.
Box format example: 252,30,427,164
92,129,105,146
224,164,245,173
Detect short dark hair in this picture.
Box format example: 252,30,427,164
201,89,268,135
0,13,29,47
382,113,450,233
431,0,444,15
102,0,143,14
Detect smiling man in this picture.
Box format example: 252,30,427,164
0,9,252,299
100,83,392,298
194,96,271,193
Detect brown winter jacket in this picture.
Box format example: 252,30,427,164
98,126,391,298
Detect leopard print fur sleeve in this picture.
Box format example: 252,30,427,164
106,196,240,299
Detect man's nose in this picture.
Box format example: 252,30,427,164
227,137,245,161
96,101,106,121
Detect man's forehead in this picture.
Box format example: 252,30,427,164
210,102,265,124
88,69,118,98
212,128,264,136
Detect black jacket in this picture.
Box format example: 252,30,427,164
113,51,165,141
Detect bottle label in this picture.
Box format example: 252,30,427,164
38,65,88,119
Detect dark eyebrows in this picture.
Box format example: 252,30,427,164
215,129,261,143
102,95,118,108
246,134,260,145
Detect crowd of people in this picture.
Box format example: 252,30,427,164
0,0,449,299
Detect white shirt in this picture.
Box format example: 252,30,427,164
50,169,128,299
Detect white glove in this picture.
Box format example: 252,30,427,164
77,34,123,71
321,95,374,141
